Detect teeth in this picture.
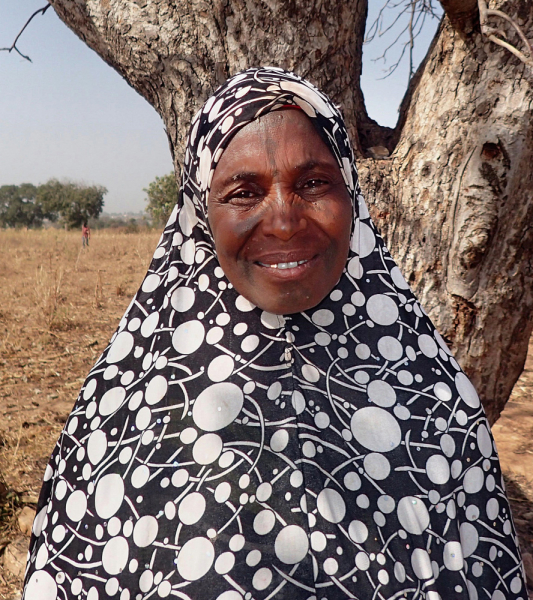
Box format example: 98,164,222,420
258,259,309,269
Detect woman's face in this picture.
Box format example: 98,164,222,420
207,109,353,315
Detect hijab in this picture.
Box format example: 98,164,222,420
23,67,525,600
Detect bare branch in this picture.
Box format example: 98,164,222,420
487,33,533,65
365,4,388,44
478,0,533,68
375,4,412,39
408,1,416,80
365,0,443,81
0,4,52,63
375,41,410,79
373,22,412,73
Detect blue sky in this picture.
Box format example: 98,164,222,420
0,2,441,213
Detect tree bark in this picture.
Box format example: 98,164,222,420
439,0,479,37
48,0,533,424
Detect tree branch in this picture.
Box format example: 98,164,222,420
478,0,533,68
366,0,442,81
408,1,416,80
0,4,51,62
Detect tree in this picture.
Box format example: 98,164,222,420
27,0,533,423
0,180,106,229
144,173,178,225
37,179,107,229
0,183,44,228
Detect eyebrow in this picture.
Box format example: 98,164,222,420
292,160,337,174
216,160,338,189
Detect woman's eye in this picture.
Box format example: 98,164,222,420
303,178,327,189
227,190,259,204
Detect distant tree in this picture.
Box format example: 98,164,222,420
144,173,178,225
38,179,107,229
0,183,46,228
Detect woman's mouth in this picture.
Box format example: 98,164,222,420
252,256,319,282
257,259,309,270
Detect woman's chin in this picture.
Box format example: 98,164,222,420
246,289,327,316
235,268,343,315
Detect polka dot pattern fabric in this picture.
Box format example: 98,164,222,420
23,68,525,600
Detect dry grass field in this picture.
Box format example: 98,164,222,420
1,228,533,598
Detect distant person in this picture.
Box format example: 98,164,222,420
81,222,90,247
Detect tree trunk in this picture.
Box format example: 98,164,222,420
48,0,533,424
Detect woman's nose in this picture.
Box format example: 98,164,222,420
261,192,307,240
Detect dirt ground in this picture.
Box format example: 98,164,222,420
0,228,532,598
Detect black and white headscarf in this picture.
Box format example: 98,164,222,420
23,67,525,600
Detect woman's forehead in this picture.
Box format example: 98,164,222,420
213,110,340,173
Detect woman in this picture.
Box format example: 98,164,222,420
23,67,525,600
